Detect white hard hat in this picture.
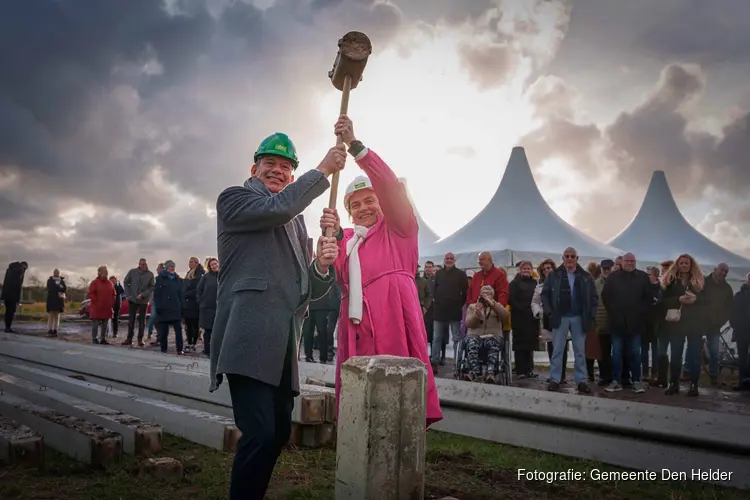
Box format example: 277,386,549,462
344,175,374,210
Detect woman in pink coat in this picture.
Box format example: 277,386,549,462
320,115,443,426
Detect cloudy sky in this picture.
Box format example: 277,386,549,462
1,0,749,283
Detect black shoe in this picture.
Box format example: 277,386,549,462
577,382,592,394
4,327,15,333
92,339,100,344
547,381,560,391
665,384,679,395
99,338,109,345
305,356,315,363
687,383,699,397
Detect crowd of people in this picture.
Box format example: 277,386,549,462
2,236,750,397
0,257,220,356
3,237,750,397
415,249,750,394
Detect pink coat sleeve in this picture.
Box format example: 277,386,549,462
355,149,417,238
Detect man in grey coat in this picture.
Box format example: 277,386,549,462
122,258,155,346
211,130,345,500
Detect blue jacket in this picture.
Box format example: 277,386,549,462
541,264,597,332
153,272,184,323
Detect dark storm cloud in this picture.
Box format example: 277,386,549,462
0,0,408,280
519,62,750,242
0,0,403,213
0,190,57,230
73,214,152,243
637,0,750,65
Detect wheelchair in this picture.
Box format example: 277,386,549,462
453,334,511,385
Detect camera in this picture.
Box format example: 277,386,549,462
478,296,490,307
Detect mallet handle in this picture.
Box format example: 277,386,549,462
325,73,352,238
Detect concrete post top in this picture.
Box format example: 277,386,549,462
341,356,427,377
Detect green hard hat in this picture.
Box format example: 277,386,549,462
254,132,299,168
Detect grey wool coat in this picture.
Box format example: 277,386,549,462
210,169,334,396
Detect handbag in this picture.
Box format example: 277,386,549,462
665,305,682,322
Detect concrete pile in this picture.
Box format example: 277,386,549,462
0,335,337,461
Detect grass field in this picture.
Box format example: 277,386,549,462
0,432,743,500
7,302,83,316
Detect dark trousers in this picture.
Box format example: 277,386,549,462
611,331,642,383
547,340,568,381
227,369,294,499
598,334,612,383
326,309,338,358
302,310,330,363
4,300,18,329
158,320,183,353
185,317,200,345
112,307,120,336
736,338,749,384
203,328,212,356
514,350,534,375
670,334,702,385
127,301,148,341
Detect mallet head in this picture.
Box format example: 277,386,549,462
328,31,372,91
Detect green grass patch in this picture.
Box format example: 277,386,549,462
0,432,743,500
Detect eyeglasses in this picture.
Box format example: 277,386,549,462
563,254,577,259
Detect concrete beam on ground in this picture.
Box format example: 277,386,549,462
0,416,44,467
0,363,240,453
0,392,121,468
0,372,162,456
336,356,427,500
434,378,750,452
435,406,750,490
0,339,335,425
0,357,234,419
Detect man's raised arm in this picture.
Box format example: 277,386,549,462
217,170,329,233
217,144,345,233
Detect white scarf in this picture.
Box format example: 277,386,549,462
345,225,370,324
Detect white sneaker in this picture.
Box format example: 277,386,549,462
632,382,646,393
605,381,622,392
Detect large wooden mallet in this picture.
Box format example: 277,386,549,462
325,31,372,237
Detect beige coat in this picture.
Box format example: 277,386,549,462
465,302,509,339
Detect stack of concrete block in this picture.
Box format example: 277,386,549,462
0,392,122,468
288,382,337,448
0,416,44,467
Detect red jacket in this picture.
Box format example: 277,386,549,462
88,277,116,320
466,266,509,306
